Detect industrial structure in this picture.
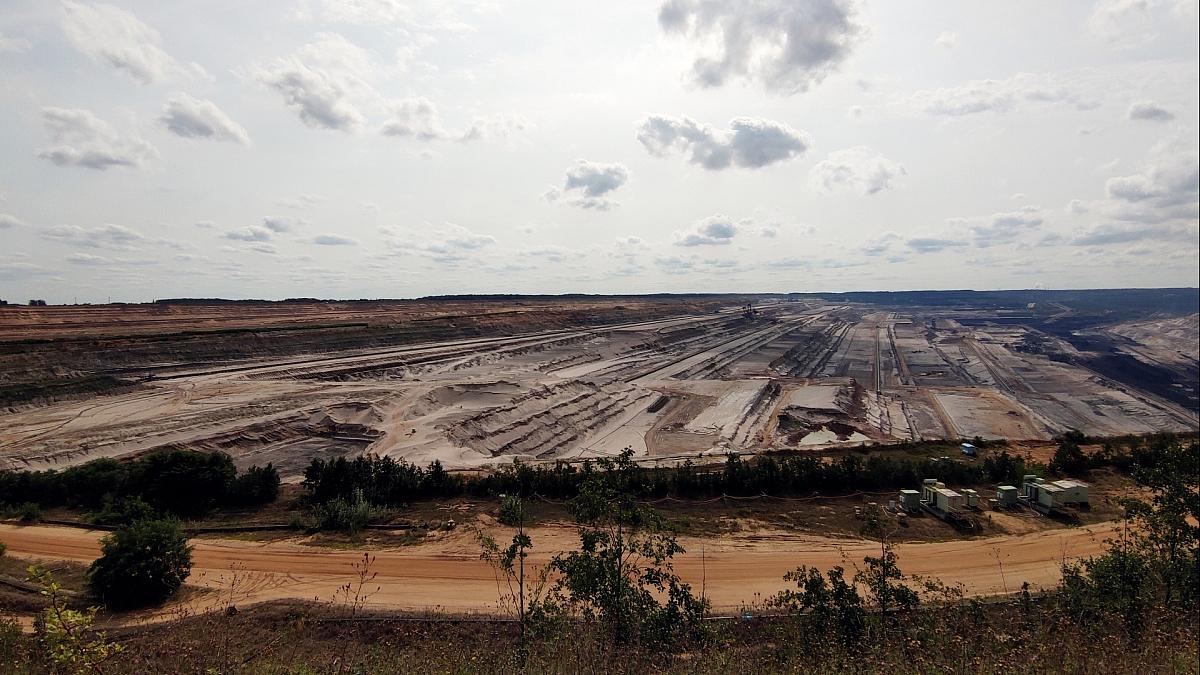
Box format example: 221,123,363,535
1020,475,1090,513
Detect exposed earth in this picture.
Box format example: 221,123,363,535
1,293,1196,477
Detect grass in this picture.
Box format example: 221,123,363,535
2,596,1196,674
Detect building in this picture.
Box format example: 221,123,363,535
960,443,977,457
898,489,921,512
920,479,965,513
996,485,1020,507
1021,475,1090,509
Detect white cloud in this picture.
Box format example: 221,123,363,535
224,226,273,242
1127,100,1175,122
545,160,629,210
808,146,905,195
60,1,204,84
934,31,957,48
159,94,250,144
1068,223,1197,246
380,97,448,140
36,108,157,170
384,223,497,263
311,234,357,245
0,214,27,229
909,72,1099,116
658,0,865,94
637,115,810,170
255,33,373,132
674,214,738,246
906,237,968,253
262,216,302,233
950,206,1045,247
1104,138,1198,217
0,33,32,53
42,223,147,249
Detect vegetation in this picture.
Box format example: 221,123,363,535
27,565,124,673
0,450,280,519
86,519,193,610
535,451,709,647
0,436,1195,672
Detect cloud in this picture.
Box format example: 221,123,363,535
41,223,147,249
277,194,323,209
256,33,373,132
311,234,357,245
906,237,968,253
224,226,272,242
1068,223,1197,246
658,0,864,94
381,97,448,140
0,213,26,229
910,72,1098,116
1127,100,1174,122
862,231,901,256
60,1,203,84
934,31,957,48
1104,139,1198,214
544,160,629,210
0,32,32,53
36,107,157,170
675,214,738,246
808,146,905,195
381,98,525,142
384,223,497,263
949,205,1046,247
262,216,301,233
66,252,110,265
159,94,250,144
636,115,810,170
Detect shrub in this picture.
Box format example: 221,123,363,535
127,450,236,517
229,464,281,506
317,489,377,534
18,502,42,523
89,495,158,527
87,519,193,610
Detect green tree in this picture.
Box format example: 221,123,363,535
770,565,865,645
545,450,708,646
477,496,547,644
87,519,193,610
29,565,123,673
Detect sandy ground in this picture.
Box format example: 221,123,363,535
0,521,1115,619
3,302,1195,476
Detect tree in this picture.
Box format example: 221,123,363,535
127,450,236,517
770,565,865,645
1051,430,1090,476
229,464,281,506
857,504,918,617
30,565,123,673
87,519,193,610
477,496,548,645
545,450,708,646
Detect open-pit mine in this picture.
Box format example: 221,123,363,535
1,292,1196,479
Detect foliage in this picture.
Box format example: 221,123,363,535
1056,436,1199,641
87,519,193,610
541,450,708,647
302,456,462,505
18,501,42,523
0,450,279,518
229,463,281,507
1050,430,1091,476
29,564,123,674
89,495,158,527
316,489,378,534
769,565,865,644
477,496,548,644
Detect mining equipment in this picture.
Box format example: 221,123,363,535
1019,475,1090,515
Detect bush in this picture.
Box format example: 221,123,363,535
89,495,158,527
317,489,377,534
87,519,193,610
18,502,42,523
128,451,236,517
229,464,281,506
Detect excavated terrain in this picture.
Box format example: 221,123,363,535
1,295,1196,478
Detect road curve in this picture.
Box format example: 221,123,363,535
0,522,1116,615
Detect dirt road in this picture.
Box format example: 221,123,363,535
0,521,1115,616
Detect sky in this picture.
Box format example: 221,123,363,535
0,0,1198,303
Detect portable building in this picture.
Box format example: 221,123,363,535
1049,479,1089,506
962,488,979,508
996,485,1020,507
920,479,964,513
898,489,921,511
961,443,977,457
